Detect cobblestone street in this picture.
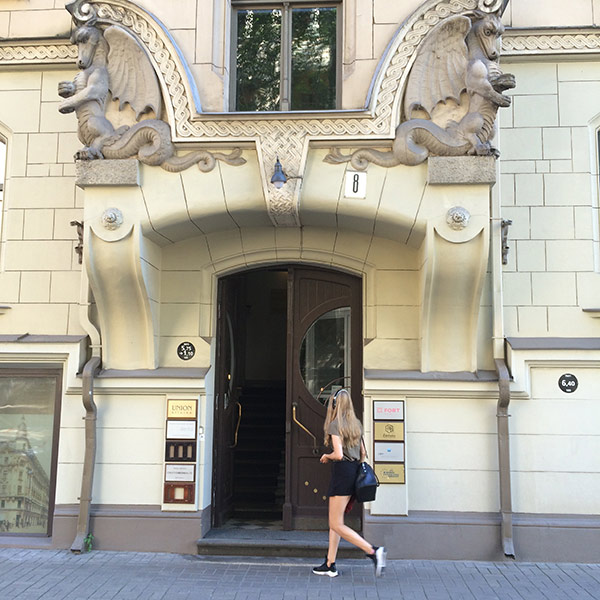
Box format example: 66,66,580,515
0,549,598,599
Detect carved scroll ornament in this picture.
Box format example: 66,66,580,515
325,0,515,169
58,0,244,173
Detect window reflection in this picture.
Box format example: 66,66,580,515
299,307,350,403
0,376,57,535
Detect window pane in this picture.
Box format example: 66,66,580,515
291,7,336,110
0,376,57,534
299,307,350,404
236,9,282,111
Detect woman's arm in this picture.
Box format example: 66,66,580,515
360,438,366,462
320,434,344,463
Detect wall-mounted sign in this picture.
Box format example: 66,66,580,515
374,442,404,463
165,440,197,462
165,464,195,482
177,341,196,361
374,463,405,484
373,401,404,421
164,483,195,504
167,399,198,420
558,373,578,394
344,171,367,198
166,420,196,440
374,421,404,442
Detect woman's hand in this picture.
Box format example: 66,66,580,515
320,454,330,463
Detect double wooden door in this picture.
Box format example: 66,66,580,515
213,266,362,530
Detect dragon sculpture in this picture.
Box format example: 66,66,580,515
325,0,515,168
58,0,244,172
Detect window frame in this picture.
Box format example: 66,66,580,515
0,367,63,538
230,0,342,112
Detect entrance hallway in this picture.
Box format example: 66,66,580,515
0,548,598,599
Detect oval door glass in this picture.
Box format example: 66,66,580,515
299,307,351,404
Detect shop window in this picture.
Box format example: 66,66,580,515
0,369,62,536
232,2,339,111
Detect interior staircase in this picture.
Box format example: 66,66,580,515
230,385,286,521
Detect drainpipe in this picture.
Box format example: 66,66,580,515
491,174,516,558
71,260,102,553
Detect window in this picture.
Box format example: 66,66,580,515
0,369,62,536
232,2,339,111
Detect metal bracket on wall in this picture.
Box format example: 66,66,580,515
501,219,513,265
70,220,84,265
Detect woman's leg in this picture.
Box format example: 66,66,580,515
327,528,341,566
328,495,374,555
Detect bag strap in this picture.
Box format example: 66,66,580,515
361,435,369,460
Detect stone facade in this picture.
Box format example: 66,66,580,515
0,0,598,561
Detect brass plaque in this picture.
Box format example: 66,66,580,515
374,421,404,442
167,399,197,420
374,463,405,484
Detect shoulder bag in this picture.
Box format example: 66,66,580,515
355,437,379,502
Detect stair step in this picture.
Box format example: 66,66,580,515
197,528,364,559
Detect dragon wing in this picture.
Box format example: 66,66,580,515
403,15,470,120
104,25,162,120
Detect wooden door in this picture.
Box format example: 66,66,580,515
284,267,363,530
212,276,244,527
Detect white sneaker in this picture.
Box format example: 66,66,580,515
368,546,386,576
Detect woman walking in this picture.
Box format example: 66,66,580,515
312,389,386,578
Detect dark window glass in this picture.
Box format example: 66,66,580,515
291,7,336,110
236,9,282,111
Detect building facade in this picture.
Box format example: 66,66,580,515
0,0,598,561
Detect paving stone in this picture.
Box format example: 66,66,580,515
0,549,598,599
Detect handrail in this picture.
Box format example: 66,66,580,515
229,401,242,448
292,403,317,450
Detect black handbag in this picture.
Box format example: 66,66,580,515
355,440,379,502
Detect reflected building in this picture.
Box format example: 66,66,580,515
0,417,49,533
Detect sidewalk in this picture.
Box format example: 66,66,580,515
0,548,598,599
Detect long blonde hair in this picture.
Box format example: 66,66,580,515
323,389,362,448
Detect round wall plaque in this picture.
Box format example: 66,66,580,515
177,341,196,361
558,373,578,394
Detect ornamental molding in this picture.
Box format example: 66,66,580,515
0,41,77,65
502,28,600,56
3,0,600,224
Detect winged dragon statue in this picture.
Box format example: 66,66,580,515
58,0,244,172
326,0,515,168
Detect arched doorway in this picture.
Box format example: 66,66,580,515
212,266,363,531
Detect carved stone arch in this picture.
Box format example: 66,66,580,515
365,0,481,134
89,0,202,138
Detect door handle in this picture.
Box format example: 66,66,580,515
292,403,319,454
229,401,242,448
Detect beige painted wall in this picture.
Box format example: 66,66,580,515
500,59,600,338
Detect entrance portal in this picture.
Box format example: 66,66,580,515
212,266,362,530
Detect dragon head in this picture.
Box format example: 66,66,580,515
470,11,505,61
71,24,107,70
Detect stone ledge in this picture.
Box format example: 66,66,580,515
427,156,496,185
76,159,139,187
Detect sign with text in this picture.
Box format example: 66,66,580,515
166,420,196,440
374,442,405,463
374,421,404,442
165,464,195,482
373,401,404,421
374,463,405,484
167,399,197,420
